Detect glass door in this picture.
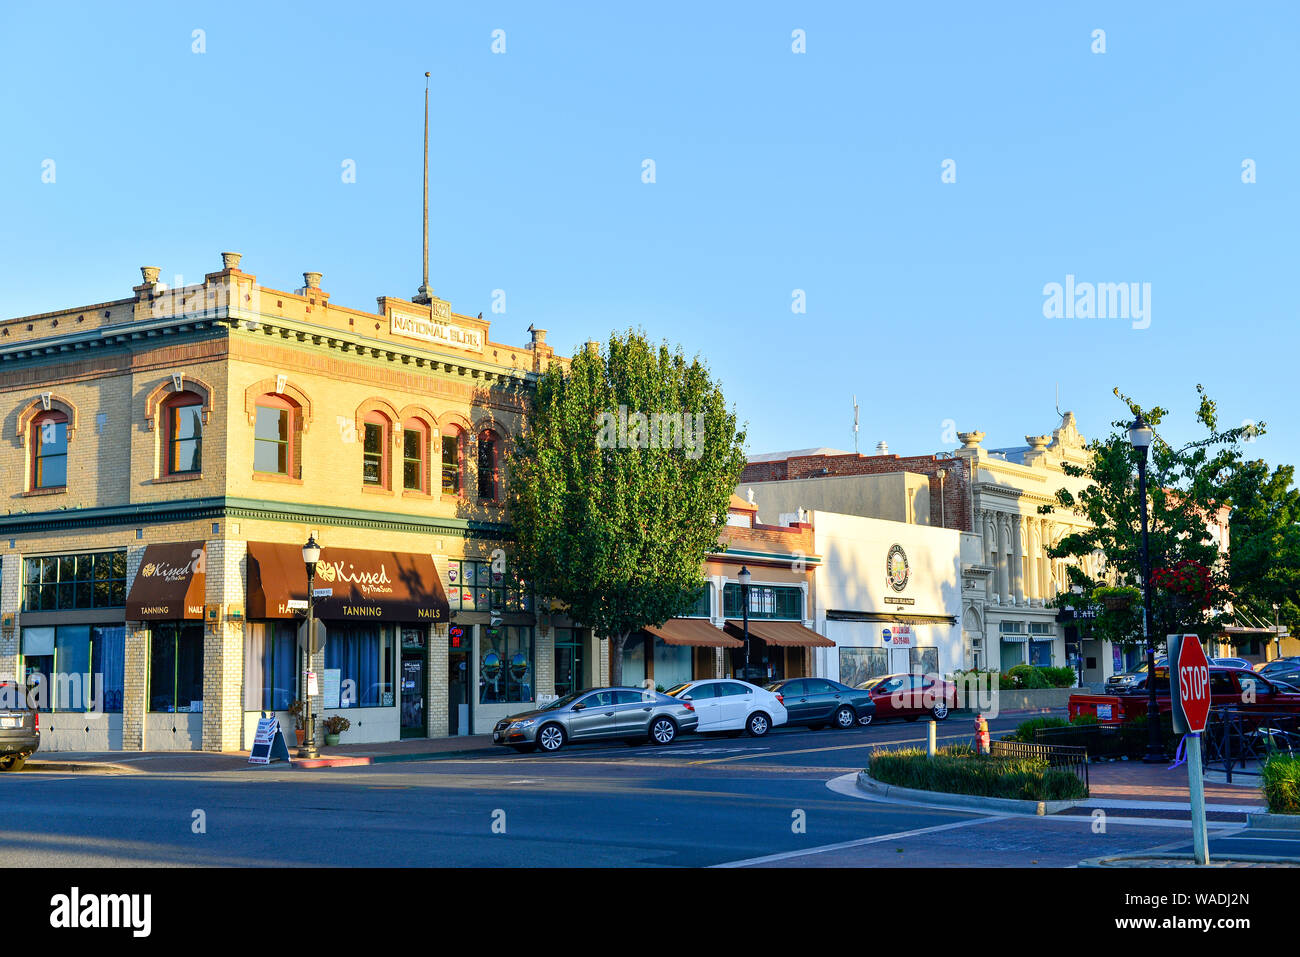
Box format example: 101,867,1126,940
400,626,426,738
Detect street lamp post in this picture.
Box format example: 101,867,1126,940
1128,415,1163,763
298,534,322,759
738,566,751,681
1274,603,1282,662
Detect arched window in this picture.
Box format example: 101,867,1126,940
441,426,462,496
32,411,68,489
253,394,298,476
162,391,204,474
402,419,429,492
478,430,499,501
362,412,391,487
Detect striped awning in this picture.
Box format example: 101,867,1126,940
725,619,835,647
999,633,1029,643
643,619,741,648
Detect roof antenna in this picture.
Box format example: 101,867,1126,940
1055,382,1064,420
414,72,432,304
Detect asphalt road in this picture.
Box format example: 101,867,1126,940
2,713,1286,867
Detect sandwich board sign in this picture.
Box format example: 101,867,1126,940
248,714,290,765
1167,634,1211,865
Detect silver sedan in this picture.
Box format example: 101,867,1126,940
492,686,698,753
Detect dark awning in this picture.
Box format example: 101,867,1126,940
246,542,449,623
826,609,957,626
725,619,835,647
126,541,206,620
644,619,742,648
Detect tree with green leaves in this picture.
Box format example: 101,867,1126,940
507,329,747,686
1045,386,1261,647
1221,457,1300,640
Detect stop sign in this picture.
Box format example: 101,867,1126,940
1175,635,1211,733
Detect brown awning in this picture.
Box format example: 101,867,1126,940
644,619,742,648
246,542,449,623
126,542,206,620
725,619,835,647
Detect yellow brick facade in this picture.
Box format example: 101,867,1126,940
0,253,597,752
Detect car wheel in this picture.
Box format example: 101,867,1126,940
834,705,857,729
536,724,565,753
746,712,771,737
649,716,677,745
0,755,26,772
858,712,874,727
931,704,950,721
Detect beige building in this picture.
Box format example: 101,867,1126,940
0,253,597,751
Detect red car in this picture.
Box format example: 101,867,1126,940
858,673,958,721
1069,665,1300,724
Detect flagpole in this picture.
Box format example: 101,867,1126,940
416,71,431,303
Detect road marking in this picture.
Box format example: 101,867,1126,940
711,816,1004,867
687,740,883,766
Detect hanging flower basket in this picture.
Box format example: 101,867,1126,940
1151,560,1212,610
1095,585,1141,611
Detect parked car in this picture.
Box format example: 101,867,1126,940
1259,656,1300,677
0,682,39,772
1213,657,1253,670
663,679,787,737
492,686,698,754
857,673,957,721
1069,665,1300,724
766,677,877,729
1105,656,1168,693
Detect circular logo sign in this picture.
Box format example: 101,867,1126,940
886,544,910,592
315,562,337,583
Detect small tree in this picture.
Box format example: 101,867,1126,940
1044,386,1260,646
508,329,746,686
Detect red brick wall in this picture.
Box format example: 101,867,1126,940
740,453,973,532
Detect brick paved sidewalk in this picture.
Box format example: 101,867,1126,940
1085,760,1264,808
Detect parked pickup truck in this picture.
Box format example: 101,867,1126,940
1069,665,1300,725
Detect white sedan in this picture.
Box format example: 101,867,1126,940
663,679,788,737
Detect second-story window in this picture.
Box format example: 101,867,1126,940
254,397,294,475
363,414,389,487
32,412,68,489
441,427,461,495
402,420,426,492
478,430,498,501
164,392,203,474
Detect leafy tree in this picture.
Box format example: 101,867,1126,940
1221,457,1300,639
507,329,746,686
1044,386,1260,646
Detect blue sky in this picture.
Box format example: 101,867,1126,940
2,2,1296,468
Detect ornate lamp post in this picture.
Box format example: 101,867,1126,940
1128,415,1163,763
738,566,751,680
298,534,322,759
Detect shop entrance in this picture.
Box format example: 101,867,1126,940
400,627,426,738
449,623,470,735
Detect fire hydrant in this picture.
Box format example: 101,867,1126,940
974,713,990,754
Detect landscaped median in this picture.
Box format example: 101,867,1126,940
859,745,1088,816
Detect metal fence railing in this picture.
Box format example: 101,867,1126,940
990,738,1089,791
1201,708,1300,783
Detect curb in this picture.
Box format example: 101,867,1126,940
1248,811,1300,830
22,761,143,774
290,747,492,769
856,770,1079,816
1080,852,1300,868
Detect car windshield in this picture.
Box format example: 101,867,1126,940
539,692,585,711
664,684,693,698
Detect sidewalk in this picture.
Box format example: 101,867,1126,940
24,734,498,774
1085,760,1264,809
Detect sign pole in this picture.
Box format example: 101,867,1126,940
1186,732,1209,865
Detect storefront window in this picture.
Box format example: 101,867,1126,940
149,623,205,713
243,622,298,711
445,559,530,613
327,624,394,708
723,583,802,620
19,624,124,712
839,647,888,688
1029,640,1052,666
22,550,127,612
479,625,533,704
909,646,939,675
652,636,692,691
553,628,585,698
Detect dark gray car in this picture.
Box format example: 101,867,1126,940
492,686,698,753
0,682,39,772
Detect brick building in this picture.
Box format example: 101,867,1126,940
0,253,597,751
